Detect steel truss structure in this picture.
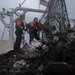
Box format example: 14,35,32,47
40,0,70,36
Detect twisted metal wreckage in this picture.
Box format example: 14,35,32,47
40,0,70,36
0,0,75,75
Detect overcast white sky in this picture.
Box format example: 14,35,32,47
0,0,75,40
0,0,75,19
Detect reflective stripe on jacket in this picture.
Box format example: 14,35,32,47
30,22,42,29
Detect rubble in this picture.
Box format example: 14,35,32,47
0,31,75,75
13,59,26,69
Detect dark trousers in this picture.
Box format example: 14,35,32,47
30,34,39,43
14,34,22,50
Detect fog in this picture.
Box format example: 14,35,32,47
0,0,75,41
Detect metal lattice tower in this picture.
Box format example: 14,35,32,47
41,0,70,36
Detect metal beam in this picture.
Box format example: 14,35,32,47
0,11,8,15
0,7,45,27
13,10,28,23
12,7,45,13
0,7,45,15
9,14,14,49
0,15,11,28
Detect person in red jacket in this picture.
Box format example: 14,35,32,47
14,15,25,50
29,17,42,43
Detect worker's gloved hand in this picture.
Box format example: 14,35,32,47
26,29,29,34
21,27,23,30
22,30,26,34
24,29,27,31
35,27,38,29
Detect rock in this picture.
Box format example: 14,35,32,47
0,31,75,75
13,59,26,69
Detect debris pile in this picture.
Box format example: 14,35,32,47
0,30,75,75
